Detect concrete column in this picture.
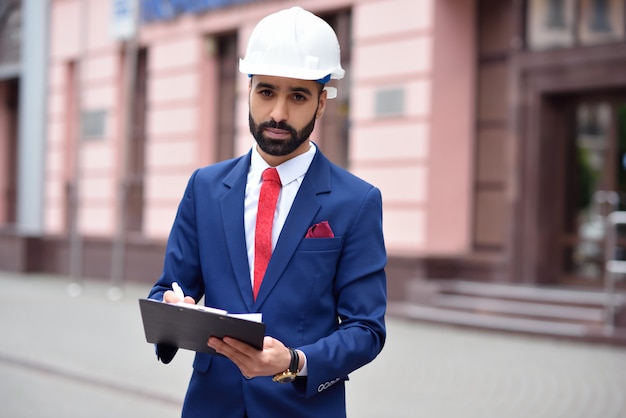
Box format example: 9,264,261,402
16,0,49,235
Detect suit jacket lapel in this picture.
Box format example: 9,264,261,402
220,152,255,312
253,150,332,308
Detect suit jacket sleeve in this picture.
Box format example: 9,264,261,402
148,169,206,363
297,185,387,398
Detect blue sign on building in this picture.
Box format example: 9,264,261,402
141,0,257,22
111,0,138,39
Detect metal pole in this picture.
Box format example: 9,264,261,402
67,0,89,297
603,210,626,335
109,0,139,300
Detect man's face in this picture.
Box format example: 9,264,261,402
248,75,327,163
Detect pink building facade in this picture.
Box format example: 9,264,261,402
43,0,477,277
3,0,625,341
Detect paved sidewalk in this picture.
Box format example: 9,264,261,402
0,271,625,417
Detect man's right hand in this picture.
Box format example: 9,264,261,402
163,290,196,304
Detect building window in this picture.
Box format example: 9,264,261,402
0,1,21,66
579,0,625,44
589,0,612,32
527,0,625,50
546,0,567,28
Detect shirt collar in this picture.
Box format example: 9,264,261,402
250,142,317,186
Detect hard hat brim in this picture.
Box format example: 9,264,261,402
239,59,344,82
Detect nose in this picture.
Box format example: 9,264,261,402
269,97,288,123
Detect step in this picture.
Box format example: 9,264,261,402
387,302,590,337
432,294,606,322
434,280,625,307
387,302,626,344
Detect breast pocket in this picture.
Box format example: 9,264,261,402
290,237,342,290
297,236,342,252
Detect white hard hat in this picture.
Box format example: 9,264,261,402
239,7,345,99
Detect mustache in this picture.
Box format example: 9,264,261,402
258,120,297,135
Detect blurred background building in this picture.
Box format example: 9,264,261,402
1,0,625,342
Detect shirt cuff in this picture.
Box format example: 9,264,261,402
298,350,308,376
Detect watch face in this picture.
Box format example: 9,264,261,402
273,372,297,383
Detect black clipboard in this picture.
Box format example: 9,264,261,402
139,298,265,355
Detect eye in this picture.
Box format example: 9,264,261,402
291,93,307,102
257,89,274,98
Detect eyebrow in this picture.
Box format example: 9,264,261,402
255,82,314,97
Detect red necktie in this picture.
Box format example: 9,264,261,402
253,167,281,300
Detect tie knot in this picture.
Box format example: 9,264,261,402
262,167,281,185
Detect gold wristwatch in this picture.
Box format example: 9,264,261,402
273,348,299,383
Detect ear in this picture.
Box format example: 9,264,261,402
316,89,328,119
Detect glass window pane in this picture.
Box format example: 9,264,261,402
527,0,576,50
579,0,625,45
0,6,21,66
570,103,613,279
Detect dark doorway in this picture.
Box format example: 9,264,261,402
555,93,626,288
317,10,351,168
216,33,237,162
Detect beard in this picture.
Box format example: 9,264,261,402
249,111,317,157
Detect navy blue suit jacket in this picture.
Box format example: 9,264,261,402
149,148,387,418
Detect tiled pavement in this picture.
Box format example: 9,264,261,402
0,271,625,417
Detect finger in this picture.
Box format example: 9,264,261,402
208,336,225,352
218,338,253,363
208,337,240,358
222,336,255,353
208,337,254,375
163,290,179,303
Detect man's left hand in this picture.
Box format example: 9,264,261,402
208,336,291,378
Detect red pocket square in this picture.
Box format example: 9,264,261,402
305,221,335,238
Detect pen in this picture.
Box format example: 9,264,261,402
172,282,185,301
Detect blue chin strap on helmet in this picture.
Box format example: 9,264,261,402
316,74,332,84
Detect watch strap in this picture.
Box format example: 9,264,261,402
288,348,299,373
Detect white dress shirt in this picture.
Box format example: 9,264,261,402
244,142,316,375
244,142,316,283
